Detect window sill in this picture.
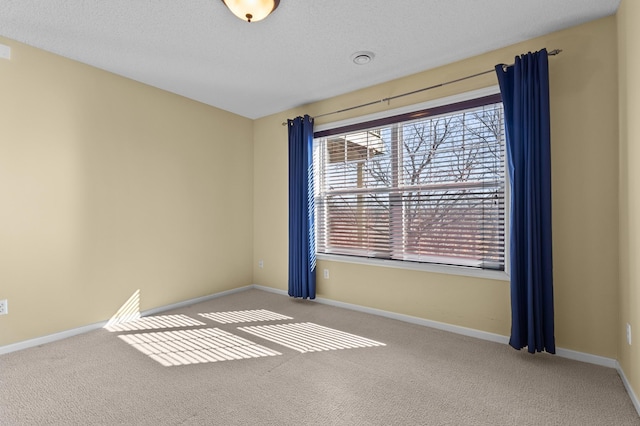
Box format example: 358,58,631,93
316,253,510,282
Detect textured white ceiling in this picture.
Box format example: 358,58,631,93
0,0,621,119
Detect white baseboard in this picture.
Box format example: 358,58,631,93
0,320,108,355
554,347,617,368
253,285,616,363
314,294,619,368
617,361,640,417
0,285,253,356
0,283,623,368
252,284,289,297
315,290,511,345
140,285,252,316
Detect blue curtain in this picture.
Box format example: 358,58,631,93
495,49,555,354
288,115,316,299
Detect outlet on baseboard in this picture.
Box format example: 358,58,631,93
627,323,632,346
0,299,7,315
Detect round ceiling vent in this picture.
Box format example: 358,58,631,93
351,51,375,65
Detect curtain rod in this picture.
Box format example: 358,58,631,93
282,49,562,126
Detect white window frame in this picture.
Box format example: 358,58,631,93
313,87,510,281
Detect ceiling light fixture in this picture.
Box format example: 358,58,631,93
351,51,375,65
221,0,280,23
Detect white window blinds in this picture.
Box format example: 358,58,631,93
313,95,506,271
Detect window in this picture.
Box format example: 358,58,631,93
313,93,506,273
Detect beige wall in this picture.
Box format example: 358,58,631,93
254,17,620,358
617,0,640,403
0,38,254,347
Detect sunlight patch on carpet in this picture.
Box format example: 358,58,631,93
198,309,293,324
118,328,281,366
105,314,206,332
238,322,386,353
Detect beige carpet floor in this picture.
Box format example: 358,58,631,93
0,288,638,425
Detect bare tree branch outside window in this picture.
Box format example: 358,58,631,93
314,102,505,270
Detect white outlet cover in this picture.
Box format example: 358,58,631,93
0,44,11,60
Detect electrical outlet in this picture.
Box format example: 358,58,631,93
627,323,632,346
323,269,330,279
258,260,264,269
0,299,7,315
